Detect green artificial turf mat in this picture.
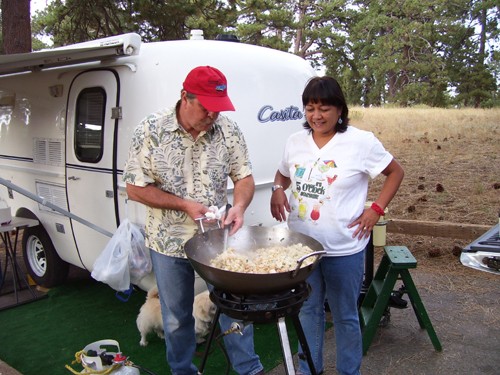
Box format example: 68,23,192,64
0,276,324,374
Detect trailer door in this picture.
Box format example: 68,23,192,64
66,70,120,269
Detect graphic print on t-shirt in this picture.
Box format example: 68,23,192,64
291,158,338,223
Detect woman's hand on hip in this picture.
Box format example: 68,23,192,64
348,208,380,240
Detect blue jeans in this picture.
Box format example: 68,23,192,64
298,250,364,375
150,250,263,375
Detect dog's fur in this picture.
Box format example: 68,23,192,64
192,290,217,343
136,286,216,346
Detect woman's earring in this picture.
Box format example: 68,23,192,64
338,118,343,125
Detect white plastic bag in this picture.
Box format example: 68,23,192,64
91,219,151,291
128,222,152,284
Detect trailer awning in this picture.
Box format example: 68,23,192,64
0,33,141,76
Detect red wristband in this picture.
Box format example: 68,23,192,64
371,202,385,216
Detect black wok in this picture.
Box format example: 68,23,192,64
185,226,325,294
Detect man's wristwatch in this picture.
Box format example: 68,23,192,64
271,184,284,192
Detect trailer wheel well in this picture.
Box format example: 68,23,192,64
15,207,37,220
16,208,69,288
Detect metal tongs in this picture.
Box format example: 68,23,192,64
195,203,231,234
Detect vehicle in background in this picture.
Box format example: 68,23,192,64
461,223,500,275
0,32,316,291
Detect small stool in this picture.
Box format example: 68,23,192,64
359,246,442,354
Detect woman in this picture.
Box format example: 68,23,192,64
270,76,404,375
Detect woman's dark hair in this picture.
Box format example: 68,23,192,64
302,76,349,133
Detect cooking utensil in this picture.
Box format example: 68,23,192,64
222,203,232,254
195,205,229,233
185,226,326,294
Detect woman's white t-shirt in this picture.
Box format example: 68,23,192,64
278,126,393,257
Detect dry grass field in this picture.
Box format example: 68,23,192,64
353,107,500,273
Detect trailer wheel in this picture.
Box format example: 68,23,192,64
22,225,69,287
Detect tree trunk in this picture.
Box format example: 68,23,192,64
2,0,32,54
474,6,487,108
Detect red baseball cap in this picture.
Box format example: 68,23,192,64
183,66,235,112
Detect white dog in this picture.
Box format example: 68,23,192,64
136,286,216,346
192,290,217,343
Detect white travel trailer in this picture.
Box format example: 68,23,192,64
0,32,316,291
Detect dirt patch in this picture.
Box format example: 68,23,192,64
367,112,499,225
359,269,499,375
266,262,500,375
356,116,500,374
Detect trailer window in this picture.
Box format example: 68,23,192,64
74,88,106,163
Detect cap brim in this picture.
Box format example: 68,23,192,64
197,94,235,112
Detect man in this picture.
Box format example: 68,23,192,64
123,66,264,375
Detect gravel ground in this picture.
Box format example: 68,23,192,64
266,267,500,375
0,359,21,375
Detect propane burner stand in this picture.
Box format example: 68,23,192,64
198,282,317,375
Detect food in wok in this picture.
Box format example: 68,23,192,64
210,243,316,274
185,226,325,294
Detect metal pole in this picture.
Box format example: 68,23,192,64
198,307,221,374
277,317,296,375
365,234,374,286
359,234,374,306
291,314,317,375
0,176,113,237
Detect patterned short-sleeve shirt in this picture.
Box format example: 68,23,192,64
123,107,252,258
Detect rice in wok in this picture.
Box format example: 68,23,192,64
210,243,315,274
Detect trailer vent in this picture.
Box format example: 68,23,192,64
33,138,64,166
36,181,67,214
